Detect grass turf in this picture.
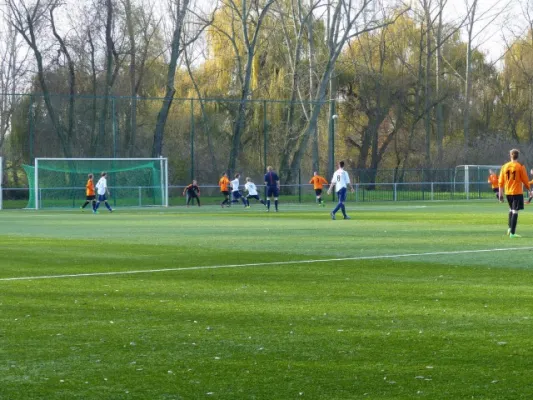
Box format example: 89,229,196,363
1,201,533,399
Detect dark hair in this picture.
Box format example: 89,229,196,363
510,149,519,160
339,161,345,168
88,173,93,179
101,171,107,177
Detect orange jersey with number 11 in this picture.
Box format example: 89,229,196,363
499,161,530,195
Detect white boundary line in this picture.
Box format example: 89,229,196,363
1,246,533,282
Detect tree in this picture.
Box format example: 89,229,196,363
280,0,407,184
152,0,213,158
6,0,73,157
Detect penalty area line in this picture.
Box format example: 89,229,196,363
2,246,533,282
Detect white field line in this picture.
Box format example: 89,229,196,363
1,246,533,282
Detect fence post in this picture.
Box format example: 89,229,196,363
298,169,301,203
431,182,434,201
263,100,268,203
112,97,117,158
190,99,195,181
393,183,397,201
29,95,34,161
328,99,336,184
139,186,142,207
355,184,359,202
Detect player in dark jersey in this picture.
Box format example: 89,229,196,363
264,166,280,212
183,180,201,207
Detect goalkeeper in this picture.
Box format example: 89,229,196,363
183,180,201,207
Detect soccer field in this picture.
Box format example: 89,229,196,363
1,202,533,399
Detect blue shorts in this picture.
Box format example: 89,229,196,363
266,186,279,197
337,187,347,203
232,191,242,199
98,194,107,202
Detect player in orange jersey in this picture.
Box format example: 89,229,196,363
80,173,96,212
498,149,530,238
309,171,328,206
219,172,231,207
487,169,500,201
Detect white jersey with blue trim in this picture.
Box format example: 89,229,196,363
231,178,240,192
245,182,258,196
332,168,350,192
96,177,107,195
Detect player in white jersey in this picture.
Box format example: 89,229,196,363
327,161,354,220
231,173,247,207
94,172,113,213
244,177,267,208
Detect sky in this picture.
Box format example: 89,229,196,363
0,0,529,70
444,0,527,66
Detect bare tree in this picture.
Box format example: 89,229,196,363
122,0,161,155
207,0,277,172
275,0,316,173
50,3,76,141
462,0,512,158
152,0,212,158
6,0,73,157
280,0,408,183
94,0,123,156
0,10,28,154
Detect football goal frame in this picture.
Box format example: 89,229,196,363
33,157,169,210
454,164,501,200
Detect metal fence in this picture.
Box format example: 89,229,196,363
1,93,336,185
0,181,502,209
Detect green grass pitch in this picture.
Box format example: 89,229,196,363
1,201,533,399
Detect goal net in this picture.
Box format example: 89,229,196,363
24,158,168,209
453,165,501,199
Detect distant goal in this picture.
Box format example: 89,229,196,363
453,164,501,199
25,158,168,209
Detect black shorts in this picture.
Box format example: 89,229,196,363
492,188,499,193
266,186,279,197
86,195,95,201
315,189,323,196
507,194,525,211
222,191,229,196
187,192,199,198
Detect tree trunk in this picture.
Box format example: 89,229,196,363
435,0,445,166
152,0,190,158
124,0,137,156
463,0,477,160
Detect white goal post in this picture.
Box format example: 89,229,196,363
34,157,169,210
454,164,501,200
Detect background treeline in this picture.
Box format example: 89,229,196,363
1,0,533,186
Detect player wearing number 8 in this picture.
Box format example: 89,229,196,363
498,149,530,238
327,161,354,220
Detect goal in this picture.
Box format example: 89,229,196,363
25,158,168,209
453,164,501,199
